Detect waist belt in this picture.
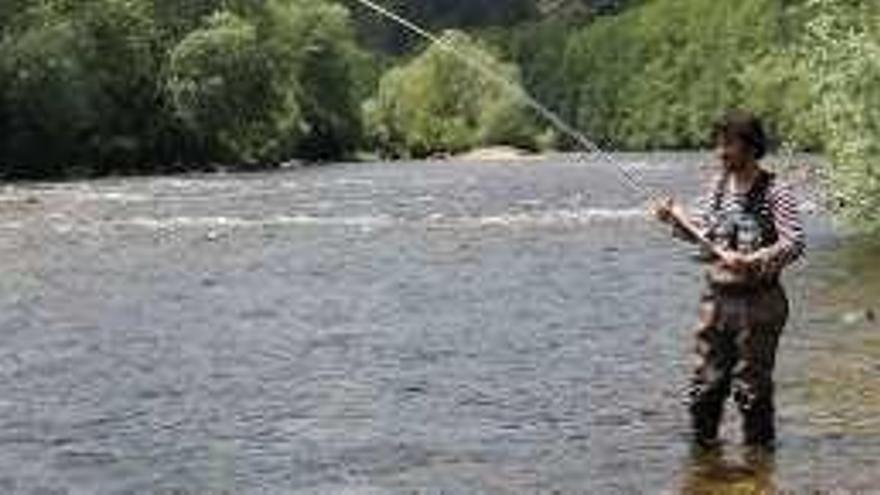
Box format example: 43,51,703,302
704,270,781,294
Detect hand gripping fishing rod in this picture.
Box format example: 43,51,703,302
350,0,724,258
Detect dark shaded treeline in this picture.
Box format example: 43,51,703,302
0,0,637,179
0,0,365,179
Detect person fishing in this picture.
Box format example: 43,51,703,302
653,110,805,449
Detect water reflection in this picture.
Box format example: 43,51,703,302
678,446,777,495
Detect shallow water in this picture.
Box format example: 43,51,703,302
0,154,877,494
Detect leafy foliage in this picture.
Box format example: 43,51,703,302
482,18,572,145
0,14,98,178
802,0,880,231
0,0,365,178
263,1,364,160
166,11,301,164
560,0,800,149
364,31,540,158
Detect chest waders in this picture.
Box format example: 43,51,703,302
689,171,789,448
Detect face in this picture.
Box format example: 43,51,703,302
715,133,753,172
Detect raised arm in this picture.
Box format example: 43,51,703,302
652,192,724,260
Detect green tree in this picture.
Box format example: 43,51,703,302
165,11,303,164
1,0,366,177
561,0,800,150
738,50,819,151
483,18,573,144
73,0,165,174
262,0,364,160
803,0,880,231
164,0,365,165
364,30,540,158
1,0,182,177
0,12,100,178
150,0,265,41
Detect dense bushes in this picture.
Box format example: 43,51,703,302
0,0,365,179
559,0,812,150
1,0,182,178
803,0,880,232
485,18,572,136
267,1,364,160
1,17,100,178
364,31,541,158
166,11,302,164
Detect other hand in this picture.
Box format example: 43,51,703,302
717,250,753,272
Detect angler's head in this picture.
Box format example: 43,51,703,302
712,109,767,172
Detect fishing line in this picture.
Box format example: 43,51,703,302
350,2,818,433
350,0,658,201
350,0,812,258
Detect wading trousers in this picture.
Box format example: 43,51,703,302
688,282,788,447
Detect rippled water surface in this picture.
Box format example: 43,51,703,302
0,154,877,494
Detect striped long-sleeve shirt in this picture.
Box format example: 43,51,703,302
680,173,805,276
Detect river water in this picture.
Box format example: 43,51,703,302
0,154,877,494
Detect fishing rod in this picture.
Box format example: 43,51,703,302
350,0,734,259
349,0,657,202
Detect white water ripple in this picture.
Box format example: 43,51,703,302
9,208,645,231
0,208,647,232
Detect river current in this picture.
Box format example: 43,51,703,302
0,154,877,493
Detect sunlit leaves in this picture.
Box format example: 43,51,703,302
561,0,786,149
802,0,880,231
364,30,539,158
166,11,301,164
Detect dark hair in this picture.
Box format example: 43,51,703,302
712,109,768,160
